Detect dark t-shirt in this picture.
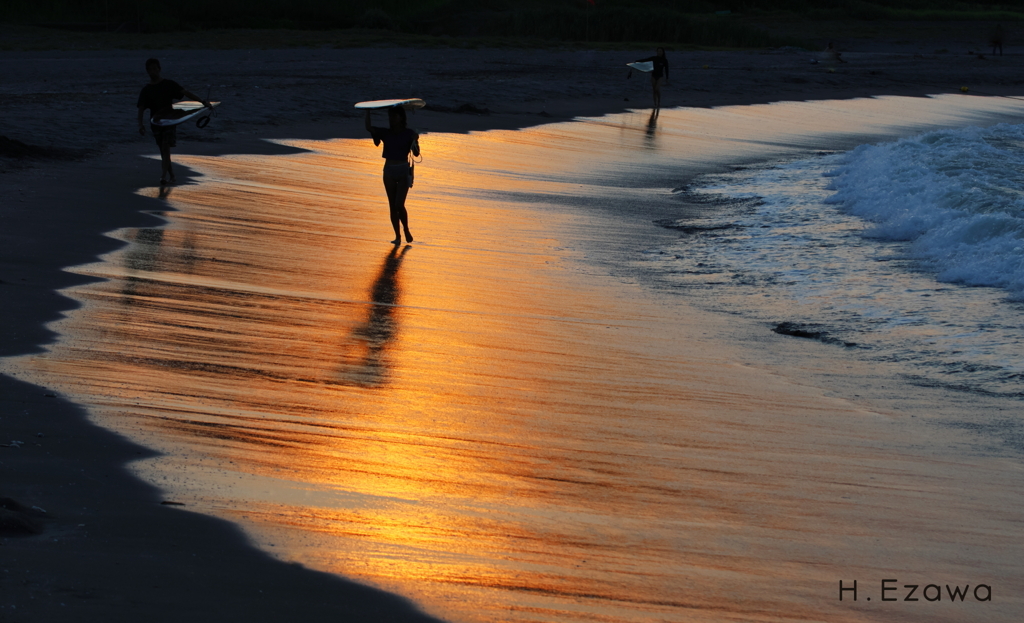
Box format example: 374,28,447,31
370,126,418,160
137,79,185,116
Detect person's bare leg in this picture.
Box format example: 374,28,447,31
395,183,413,243
384,175,402,244
389,213,402,244
383,169,414,243
159,141,174,184
389,204,402,245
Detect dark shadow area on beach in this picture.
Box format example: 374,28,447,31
0,155,444,621
0,135,91,165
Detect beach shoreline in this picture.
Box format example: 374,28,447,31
3,42,1024,621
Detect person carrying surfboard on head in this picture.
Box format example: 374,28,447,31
137,58,210,186
364,106,420,244
633,48,669,109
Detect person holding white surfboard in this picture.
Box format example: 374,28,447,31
364,106,420,244
136,58,210,185
633,48,669,109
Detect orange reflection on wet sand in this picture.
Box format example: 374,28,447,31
10,97,1024,622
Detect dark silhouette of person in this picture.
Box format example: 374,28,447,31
365,107,420,244
991,24,1005,56
137,58,209,186
633,48,669,109
824,41,846,63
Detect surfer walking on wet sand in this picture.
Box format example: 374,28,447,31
136,58,210,186
365,107,420,244
634,48,669,109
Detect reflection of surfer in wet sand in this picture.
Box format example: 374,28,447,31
365,107,420,244
634,48,669,109
341,245,410,387
645,108,659,147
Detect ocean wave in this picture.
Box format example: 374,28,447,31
645,127,1024,398
825,124,1024,299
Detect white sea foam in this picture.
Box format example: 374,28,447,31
825,123,1024,299
647,125,1024,397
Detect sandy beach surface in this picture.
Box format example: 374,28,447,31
3,30,1024,622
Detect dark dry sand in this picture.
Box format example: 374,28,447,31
2,34,1024,621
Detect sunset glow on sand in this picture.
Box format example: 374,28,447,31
9,98,1024,621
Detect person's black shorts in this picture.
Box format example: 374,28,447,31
151,123,177,149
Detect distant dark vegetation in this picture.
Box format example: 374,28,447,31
4,1,1023,46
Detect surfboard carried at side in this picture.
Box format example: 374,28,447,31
152,101,220,127
627,61,654,73
355,98,426,110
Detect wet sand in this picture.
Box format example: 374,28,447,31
3,40,1024,622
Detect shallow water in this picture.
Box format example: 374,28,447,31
645,124,1024,399
10,95,1024,622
